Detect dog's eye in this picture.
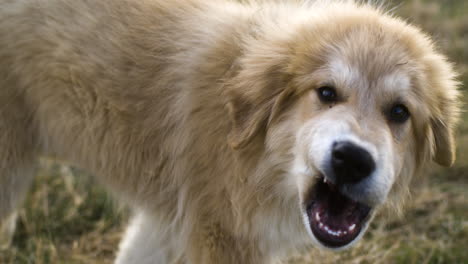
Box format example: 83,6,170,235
388,104,410,123
317,86,337,103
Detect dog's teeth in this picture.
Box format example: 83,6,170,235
315,212,320,222
349,224,356,231
323,178,327,183
319,223,324,229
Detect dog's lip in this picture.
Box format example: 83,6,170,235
305,175,372,248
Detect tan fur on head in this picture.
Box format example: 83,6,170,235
0,0,461,263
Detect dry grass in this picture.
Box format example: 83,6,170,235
0,163,125,264
1,0,467,263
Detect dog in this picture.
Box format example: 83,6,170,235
0,0,461,263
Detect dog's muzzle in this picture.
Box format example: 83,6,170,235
304,141,376,248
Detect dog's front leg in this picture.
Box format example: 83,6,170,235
187,223,268,264
116,214,269,264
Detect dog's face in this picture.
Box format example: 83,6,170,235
292,50,419,249
226,5,460,252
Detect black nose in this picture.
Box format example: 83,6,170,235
331,141,375,185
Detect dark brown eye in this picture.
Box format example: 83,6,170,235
388,104,410,123
317,86,337,103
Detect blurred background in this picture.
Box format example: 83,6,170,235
0,0,466,263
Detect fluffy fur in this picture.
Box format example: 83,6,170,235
0,0,460,263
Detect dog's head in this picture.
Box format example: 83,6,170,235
225,2,460,251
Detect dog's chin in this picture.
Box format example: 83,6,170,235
303,175,373,249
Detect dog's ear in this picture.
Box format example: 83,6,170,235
420,53,461,167
431,117,456,167
225,64,292,149
224,35,297,149
226,92,274,149
429,79,461,167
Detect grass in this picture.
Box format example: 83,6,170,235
0,164,124,264
1,0,467,263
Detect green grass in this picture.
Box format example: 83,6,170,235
1,0,467,263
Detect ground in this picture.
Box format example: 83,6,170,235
0,0,467,263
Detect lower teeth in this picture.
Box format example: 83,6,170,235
318,221,351,236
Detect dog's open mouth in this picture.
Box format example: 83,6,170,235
306,176,372,248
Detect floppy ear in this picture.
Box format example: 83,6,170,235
226,92,275,149
429,78,460,167
421,53,461,167
226,86,294,149
431,118,456,167
224,34,296,149
225,59,294,149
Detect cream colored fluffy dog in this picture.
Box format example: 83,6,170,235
0,0,461,263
